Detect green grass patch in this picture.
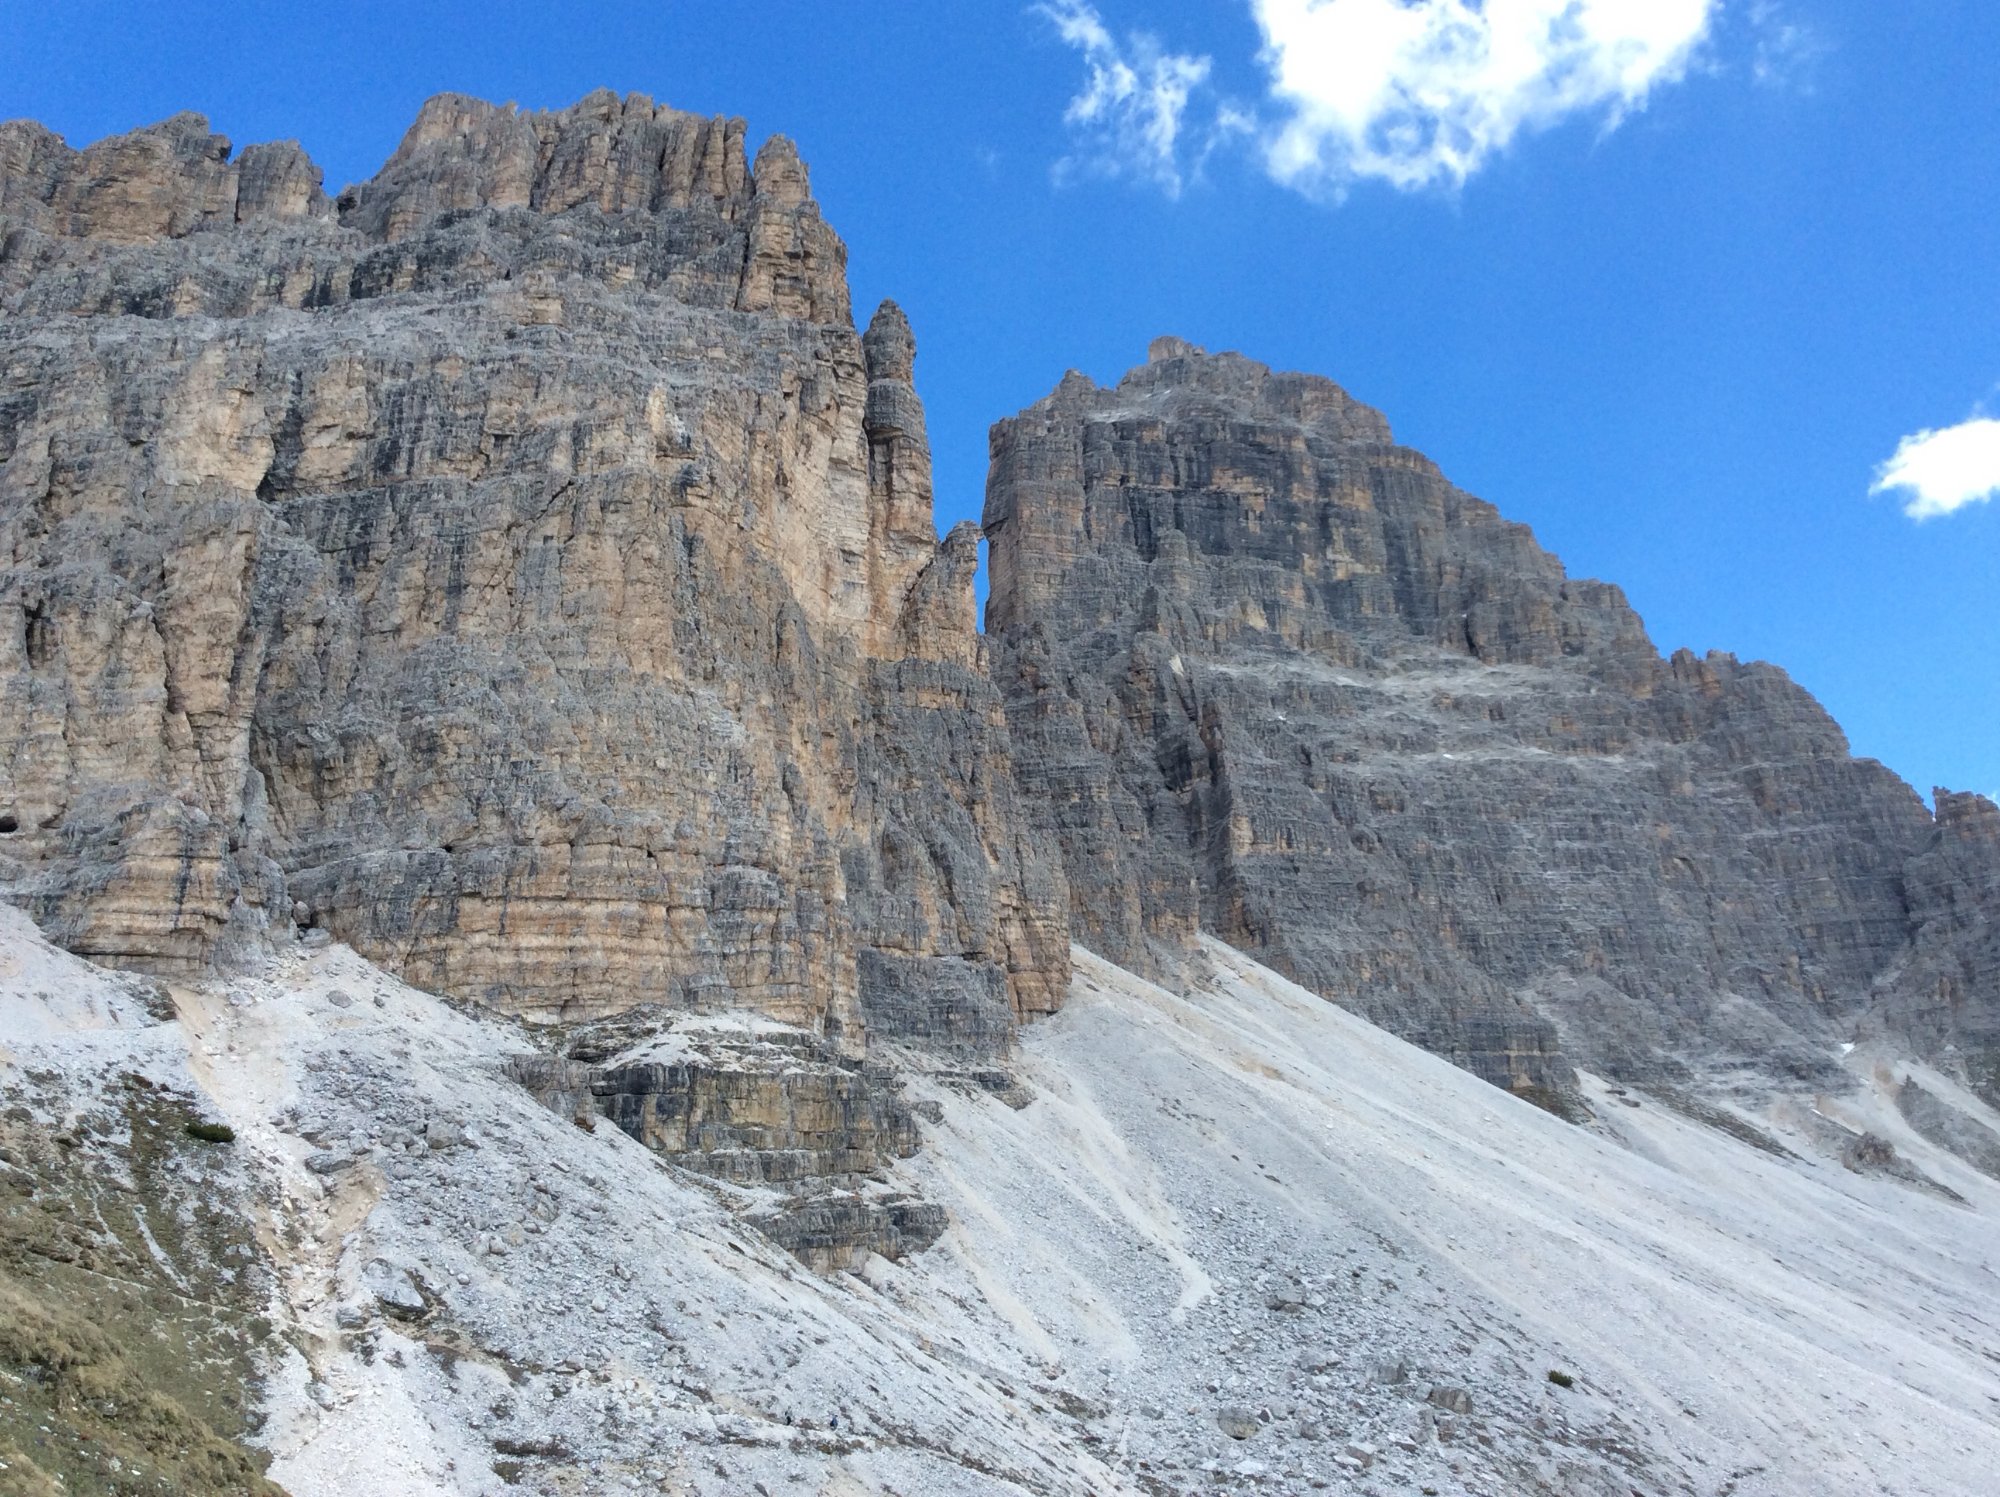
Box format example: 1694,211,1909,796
0,1087,287,1494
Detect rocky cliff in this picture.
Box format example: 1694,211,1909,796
0,91,1068,1058
984,339,1994,1103
0,94,1992,1130
3,86,1999,1497
1885,790,2000,1104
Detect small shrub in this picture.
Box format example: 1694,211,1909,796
184,1121,236,1144
1547,1369,1575,1390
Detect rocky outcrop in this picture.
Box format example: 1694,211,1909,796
747,1190,948,1274
508,1011,947,1269
0,92,1069,1052
1885,791,2000,1105
518,1022,923,1184
1896,1076,2000,1181
0,112,328,242
984,340,1989,1100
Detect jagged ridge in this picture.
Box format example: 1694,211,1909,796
0,92,1066,1068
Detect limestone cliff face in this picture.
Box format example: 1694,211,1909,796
1,92,1990,1124
983,341,1986,1099
0,111,329,241
0,91,1067,1047
1886,791,2000,1106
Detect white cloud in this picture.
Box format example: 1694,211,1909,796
1872,417,2000,521
1036,2,1222,196
1039,0,1720,197
1746,0,1823,91
1252,0,1717,194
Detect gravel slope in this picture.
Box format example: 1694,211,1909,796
903,941,2000,1494
4,910,1996,1496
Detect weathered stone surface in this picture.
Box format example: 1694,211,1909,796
1896,1077,2000,1181
1833,1127,1963,1201
508,1011,945,1268
0,112,328,242
984,341,1993,1100
853,947,1015,1059
1884,791,2000,1106
362,1257,430,1319
592,1040,919,1186
749,1190,949,1273
0,89,1990,1127
0,93,1068,1048
522,1010,919,1155
1215,1406,1262,1440
1426,1385,1475,1416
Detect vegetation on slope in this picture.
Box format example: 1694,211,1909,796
0,1075,284,1496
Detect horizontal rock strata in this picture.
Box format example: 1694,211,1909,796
0,91,1991,1126
1885,790,2000,1105
983,339,1992,1100
508,1012,944,1268
0,91,1068,1054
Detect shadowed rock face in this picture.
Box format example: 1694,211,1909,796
0,90,1068,1045
1887,791,2000,1106
983,340,1989,1099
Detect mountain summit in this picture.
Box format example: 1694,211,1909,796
984,339,1994,1108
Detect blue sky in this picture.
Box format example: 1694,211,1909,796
3,1,1994,800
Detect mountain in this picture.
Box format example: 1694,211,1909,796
0,90,1996,1497
0,90,1067,1043
985,338,1996,1113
